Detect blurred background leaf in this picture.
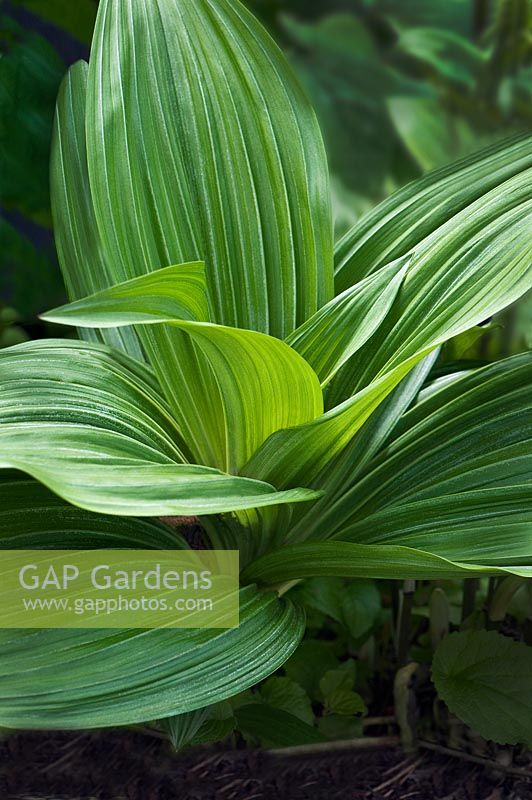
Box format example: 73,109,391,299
0,2,94,335
10,0,97,45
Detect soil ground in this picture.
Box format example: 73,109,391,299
2,731,532,800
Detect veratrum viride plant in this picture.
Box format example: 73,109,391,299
0,0,530,740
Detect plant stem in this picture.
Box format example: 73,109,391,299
268,736,400,757
419,740,532,780
461,578,479,622
396,580,416,666
473,0,490,39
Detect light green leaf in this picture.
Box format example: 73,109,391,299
0,339,186,463
245,153,532,488
43,290,323,472
0,340,320,516
2,454,319,519
324,688,365,716
161,708,210,751
432,631,532,747
51,62,143,359
335,134,532,291
0,586,304,729
85,0,333,338
286,256,410,386
242,351,427,488
285,352,438,545
42,263,209,327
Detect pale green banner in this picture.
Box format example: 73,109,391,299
0,550,239,628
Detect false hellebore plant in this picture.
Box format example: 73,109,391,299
0,0,531,741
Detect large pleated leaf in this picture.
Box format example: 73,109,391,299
286,256,410,387
50,61,143,359
43,288,323,472
284,353,439,545
329,355,532,566
339,496,532,566
0,474,187,549
0,586,305,729
0,339,186,462
243,542,532,587
85,0,333,337
0,341,320,515
242,352,428,488
329,167,532,405
244,157,532,490
334,134,532,292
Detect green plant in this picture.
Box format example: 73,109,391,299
0,0,531,748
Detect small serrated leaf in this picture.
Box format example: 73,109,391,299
260,676,314,725
319,660,356,698
432,630,532,747
324,688,366,717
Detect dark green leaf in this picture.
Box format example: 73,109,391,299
235,704,324,747
433,631,532,747
0,586,304,729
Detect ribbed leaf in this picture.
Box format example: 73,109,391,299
0,339,186,462
162,708,210,750
244,155,532,488
0,341,320,515
286,256,410,387
0,586,305,729
0,474,186,549
50,61,143,358
329,167,532,404
333,355,532,562
243,542,532,586
284,353,438,544
43,288,324,472
42,263,209,327
341,498,532,566
242,352,426,488
85,0,333,336
335,134,532,291
0,463,319,518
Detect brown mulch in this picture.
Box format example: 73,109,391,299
2,731,532,800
